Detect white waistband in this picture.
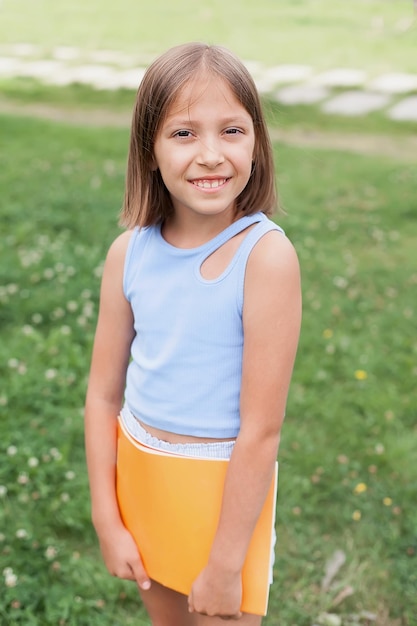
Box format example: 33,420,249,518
120,406,235,460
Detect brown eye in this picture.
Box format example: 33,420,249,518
174,130,192,138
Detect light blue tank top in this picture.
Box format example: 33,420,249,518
123,212,284,438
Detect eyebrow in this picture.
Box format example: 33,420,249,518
164,116,251,128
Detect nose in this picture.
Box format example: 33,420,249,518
196,137,225,168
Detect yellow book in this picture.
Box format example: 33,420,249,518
116,417,278,616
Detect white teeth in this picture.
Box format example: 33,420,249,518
193,179,226,189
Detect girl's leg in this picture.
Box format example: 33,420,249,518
139,580,262,626
139,579,194,626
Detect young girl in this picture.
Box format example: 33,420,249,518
85,42,301,625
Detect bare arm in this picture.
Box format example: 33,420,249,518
84,230,151,591
189,230,302,618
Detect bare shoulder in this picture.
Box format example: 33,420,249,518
100,230,134,279
246,228,300,283
100,230,135,298
106,229,134,264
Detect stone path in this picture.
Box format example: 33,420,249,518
0,43,416,122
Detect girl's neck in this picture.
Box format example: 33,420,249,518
162,209,240,249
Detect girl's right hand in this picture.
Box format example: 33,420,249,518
97,523,151,591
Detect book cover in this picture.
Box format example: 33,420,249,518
116,418,278,615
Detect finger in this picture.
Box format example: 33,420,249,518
129,558,151,591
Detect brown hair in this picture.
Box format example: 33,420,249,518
120,42,277,228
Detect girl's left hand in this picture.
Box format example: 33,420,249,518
188,564,243,620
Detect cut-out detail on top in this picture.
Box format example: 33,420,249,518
199,224,258,280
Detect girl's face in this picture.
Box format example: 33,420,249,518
153,74,255,225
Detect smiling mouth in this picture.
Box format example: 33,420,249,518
191,178,229,189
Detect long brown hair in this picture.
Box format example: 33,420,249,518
121,42,277,228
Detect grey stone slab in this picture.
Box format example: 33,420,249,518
255,76,281,94
40,64,115,87
313,68,367,87
93,68,146,90
61,64,115,86
322,91,391,116
387,96,417,121
14,60,65,79
275,83,330,105
52,46,81,61
255,65,312,94
264,64,312,84
0,57,23,76
369,73,417,94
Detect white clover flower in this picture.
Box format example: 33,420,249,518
16,529,28,539
22,325,34,335
45,546,57,560
5,572,18,587
31,313,43,324
3,567,13,576
0,395,8,406
0,534,5,542
82,302,94,317
333,276,348,289
66,266,76,276
65,470,75,480
45,369,58,380
8,358,19,369
17,473,29,485
60,325,72,335
7,445,18,456
6,284,18,295
81,289,92,299
50,448,62,461
60,493,70,502
0,486,8,497
52,307,65,319
37,234,49,246
94,264,104,279
66,300,78,312
17,363,27,375
28,457,39,468
43,268,55,280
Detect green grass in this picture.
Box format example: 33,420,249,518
0,111,416,625
0,0,416,73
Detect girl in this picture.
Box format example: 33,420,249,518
85,42,301,625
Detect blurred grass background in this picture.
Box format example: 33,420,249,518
1,1,416,625
0,0,416,72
